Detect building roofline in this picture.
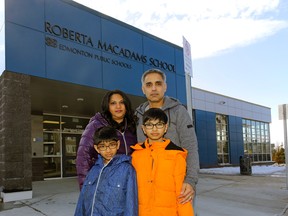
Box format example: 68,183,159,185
63,0,182,50
192,86,271,110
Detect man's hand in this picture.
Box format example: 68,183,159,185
178,183,195,204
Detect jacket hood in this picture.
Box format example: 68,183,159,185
135,96,181,116
90,112,109,126
96,154,132,166
131,139,187,159
130,143,145,151
92,112,128,131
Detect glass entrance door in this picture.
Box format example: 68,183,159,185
62,134,81,177
43,114,89,179
43,115,61,178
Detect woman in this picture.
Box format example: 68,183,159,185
76,90,137,189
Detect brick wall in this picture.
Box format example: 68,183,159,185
0,71,32,192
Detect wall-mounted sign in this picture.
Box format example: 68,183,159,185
45,21,176,72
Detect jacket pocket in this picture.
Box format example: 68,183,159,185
100,180,127,214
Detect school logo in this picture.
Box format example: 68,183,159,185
45,37,57,48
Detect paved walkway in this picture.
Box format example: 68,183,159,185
196,174,288,216
0,173,287,216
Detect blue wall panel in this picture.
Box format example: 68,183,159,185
176,75,186,104
195,112,245,167
5,0,185,101
175,49,186,104
46,38,103,87
44,0,103,86
5,0,44,31
45,0,102,40
5,23,46,76
164,71,177,99
4,0,253,171
197,121,207,139
206,112,217,165
229,116,244,164
195,110,217,167
101,19,143,53
142,36,175,69
142,36,181,99
174,49,185,76
102,53,144,95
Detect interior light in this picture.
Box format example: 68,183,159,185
43,120,66,124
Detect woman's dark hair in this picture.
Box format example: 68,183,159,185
101,89,136,133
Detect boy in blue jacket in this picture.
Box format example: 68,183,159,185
74,126,138,216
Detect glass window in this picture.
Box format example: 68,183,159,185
44,157,61,178
43,114,89,179
216,114,229,165
61,116,89,133
242,119,271,162
43,132,61,156
43,115,60,131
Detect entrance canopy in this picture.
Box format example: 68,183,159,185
30,76,146,117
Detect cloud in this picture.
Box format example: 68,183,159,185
74,0,288,59
188,18,287,58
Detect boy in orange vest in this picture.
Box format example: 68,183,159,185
131,108,194,216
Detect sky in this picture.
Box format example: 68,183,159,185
0,0,288,145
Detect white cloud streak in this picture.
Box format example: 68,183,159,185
74,0,288,59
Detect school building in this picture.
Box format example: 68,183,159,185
0,0,271,201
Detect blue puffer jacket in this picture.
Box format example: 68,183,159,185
76,112,137,189
74,154,138,216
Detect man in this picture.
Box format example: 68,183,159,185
135,68,200,204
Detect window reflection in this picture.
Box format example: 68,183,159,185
216,114,229,164
43,114,89,178
242,119,271,162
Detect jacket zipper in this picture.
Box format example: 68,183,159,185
121,132,128,155
90,161,110,216
117,118,128,155
150,147,154,182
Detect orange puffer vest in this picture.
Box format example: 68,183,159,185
131,138,194,216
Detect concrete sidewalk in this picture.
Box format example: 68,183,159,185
196,174,288,216
0,173,287,216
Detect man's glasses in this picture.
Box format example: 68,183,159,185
144,122,165,129
97,141,118,151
